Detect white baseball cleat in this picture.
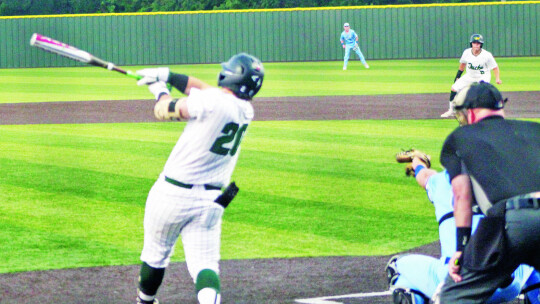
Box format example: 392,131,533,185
440,110,455,118
343,66,347,70
364,63,370,69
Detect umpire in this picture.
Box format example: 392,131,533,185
437,81,540,303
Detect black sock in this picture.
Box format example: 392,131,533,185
449,91,457,102
139,262,165,296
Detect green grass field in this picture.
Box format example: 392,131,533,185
1,57,539,103
0,58,538,274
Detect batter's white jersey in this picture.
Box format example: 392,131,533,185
162,87,254,187
452,48,498,92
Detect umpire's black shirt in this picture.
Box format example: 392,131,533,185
441,115,540,203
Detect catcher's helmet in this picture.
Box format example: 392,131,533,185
470,34,484,47
218,53,264,100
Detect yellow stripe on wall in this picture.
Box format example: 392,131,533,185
1,1,538,19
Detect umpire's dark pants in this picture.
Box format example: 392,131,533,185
439,208,540,303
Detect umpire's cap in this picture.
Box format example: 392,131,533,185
454,81,507,110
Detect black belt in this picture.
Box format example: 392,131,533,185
505,196,540,210
165,176,221,191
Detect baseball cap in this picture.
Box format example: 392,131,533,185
454,81,507,110
344,23,350,27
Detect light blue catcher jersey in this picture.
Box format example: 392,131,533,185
340,30,357,46
425,170,483,259
425,171,454,222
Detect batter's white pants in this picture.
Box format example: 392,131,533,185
140,175,223,282
451,73,492,92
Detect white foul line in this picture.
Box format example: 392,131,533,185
295,290,392,304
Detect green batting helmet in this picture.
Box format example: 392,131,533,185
218,53,264,100
470,34,484,47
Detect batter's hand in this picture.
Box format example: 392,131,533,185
136,67,170,85
148,81,170,100
496,78,502,84
448,251,463,282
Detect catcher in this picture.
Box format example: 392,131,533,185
386,150,540,304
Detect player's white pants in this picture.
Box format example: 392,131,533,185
140,175,223,282
452,73,492,92
344,44,366,67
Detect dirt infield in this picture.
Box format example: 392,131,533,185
0,92,537,304
1,91,539,125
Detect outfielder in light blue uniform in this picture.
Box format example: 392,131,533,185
386,166,540,304
340,22,369,70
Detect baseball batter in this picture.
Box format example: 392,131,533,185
134,53,264,304
441,34,501,117
340,22,369,70
386,157,539,304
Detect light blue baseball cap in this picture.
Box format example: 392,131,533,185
344,23,350,27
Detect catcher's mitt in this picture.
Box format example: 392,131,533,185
405,164,415,177
395,149,431,168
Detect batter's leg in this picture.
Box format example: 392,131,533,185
181,204,223,304
138,182,189,303
137,262,165,304
196,269,221,304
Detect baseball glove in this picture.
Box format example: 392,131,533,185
405,163,415,177
395,149,431,168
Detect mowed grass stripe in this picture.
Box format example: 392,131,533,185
226,191,434,247
0,223,139,273
0,184,143,273
245,120,452,149
0,158,152,205
1,57,538,103
0,141,165,179
233,165,427,209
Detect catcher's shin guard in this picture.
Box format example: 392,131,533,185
385,255,400,287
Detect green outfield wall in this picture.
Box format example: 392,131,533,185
0,2,538,68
